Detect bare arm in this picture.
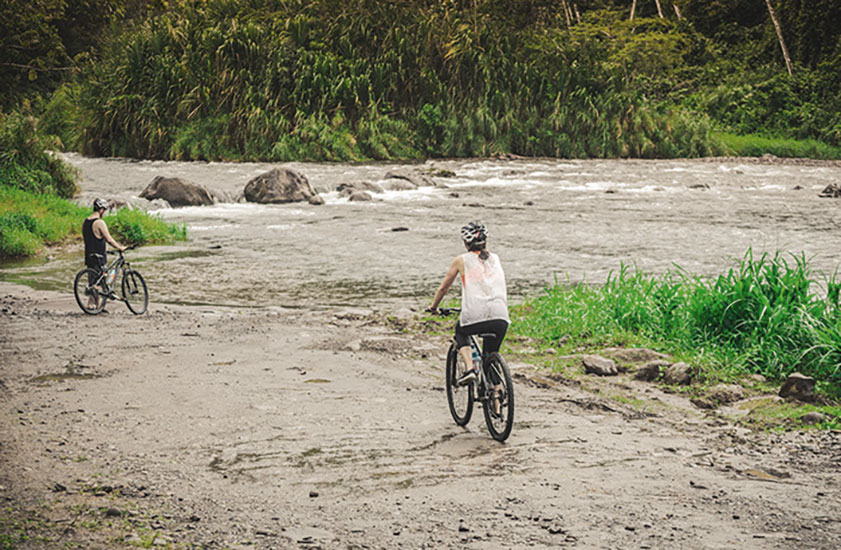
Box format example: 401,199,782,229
429,255,463,312
93,219,125,251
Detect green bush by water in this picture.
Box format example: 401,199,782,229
717,133,841,159
74,1,724,161
514,250,841,398
0,109,78,198
0,186,186,258
0,106,187,257
106,208,186,246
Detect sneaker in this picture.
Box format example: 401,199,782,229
457,370,477,386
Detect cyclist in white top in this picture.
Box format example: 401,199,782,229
429,222,510,386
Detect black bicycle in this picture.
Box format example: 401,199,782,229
437,307,514,442
73,245,148,315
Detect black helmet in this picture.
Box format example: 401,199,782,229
460,222,487,244
93,197,109,212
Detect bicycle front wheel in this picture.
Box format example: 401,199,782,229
482,353,514,442
122,269,148,315
73,268,107,315
445,342,473,426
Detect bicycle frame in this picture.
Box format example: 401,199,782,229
458,333,494,403
90,250,130,301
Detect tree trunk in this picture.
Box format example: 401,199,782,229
630,0,637,21
673,3,682,20
765,0,793,75
574,3,581,24
654,0,664,18
561,0,571,28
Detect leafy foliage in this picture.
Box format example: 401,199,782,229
516,250,841,398
0,109,79,198
4,0,840,160
73,0,725,161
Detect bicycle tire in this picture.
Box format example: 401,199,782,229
482,352,514,442
122,269,148,315
73,268,107,315
445,342,473,426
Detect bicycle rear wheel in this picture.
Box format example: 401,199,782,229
122,269,148,314
445,342,473,426
482,353,514,442
73,268,107,315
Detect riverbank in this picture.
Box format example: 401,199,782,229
0,186,187,258
1,281,840,549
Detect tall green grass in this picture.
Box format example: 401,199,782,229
0,186,186,258
717,132,841,159
0,107,187,257
75,1,723,161
515,250,841,398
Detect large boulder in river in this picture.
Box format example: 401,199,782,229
243,168,321,204
139,176,223,207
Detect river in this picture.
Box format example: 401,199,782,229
2,154,840,309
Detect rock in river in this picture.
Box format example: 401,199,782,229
139,176,225,207
244,168,322,204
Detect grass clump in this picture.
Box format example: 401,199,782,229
717,132,841,159
513,249,841,400
0,186,88,257
739,398,841,431
107,208,186,246
0,186,186,258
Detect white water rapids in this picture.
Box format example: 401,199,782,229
3,154,840,308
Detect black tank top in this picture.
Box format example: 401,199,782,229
82,218,106,267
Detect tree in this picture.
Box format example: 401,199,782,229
764,0,792,75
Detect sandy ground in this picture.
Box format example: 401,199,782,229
1,281,840,549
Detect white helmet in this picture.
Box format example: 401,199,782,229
93,197,109,211
460,222,487,244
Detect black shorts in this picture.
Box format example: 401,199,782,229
86,253,106,285
454,319,509,354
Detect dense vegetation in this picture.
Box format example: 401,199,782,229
2,0,840,161
514,250,841,399
0,109,185,258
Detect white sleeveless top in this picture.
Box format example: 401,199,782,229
460,251,510,327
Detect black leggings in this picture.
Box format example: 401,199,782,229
454,319,509,354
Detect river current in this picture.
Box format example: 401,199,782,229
3,154,841,309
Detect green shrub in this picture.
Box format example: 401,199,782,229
515,250,841,398
0,109,79,198
105,208,186,246
717,132,841,159
0,185,186,258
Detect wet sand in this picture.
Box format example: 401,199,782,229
1,281,839,549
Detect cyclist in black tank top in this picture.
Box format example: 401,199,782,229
82,199,125,308
83,217,107,270
83,198,124,268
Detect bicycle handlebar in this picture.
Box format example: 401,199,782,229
433,307,461,316
109,244,138,255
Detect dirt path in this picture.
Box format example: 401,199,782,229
1,282,839,549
